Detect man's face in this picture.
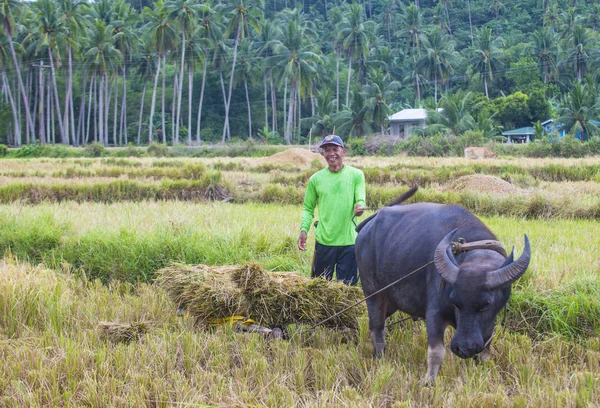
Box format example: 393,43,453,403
321,144,346,166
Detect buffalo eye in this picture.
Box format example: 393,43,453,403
477,299,492,312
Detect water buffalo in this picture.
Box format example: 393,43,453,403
355,188,531,384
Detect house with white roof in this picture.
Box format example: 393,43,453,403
388,108,429,138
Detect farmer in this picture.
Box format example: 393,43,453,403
297,134,366,286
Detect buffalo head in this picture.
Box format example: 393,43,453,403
434,229,531,359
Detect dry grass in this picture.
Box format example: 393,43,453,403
156,263,365,328
0,258,599,407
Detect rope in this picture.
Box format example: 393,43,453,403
306,260,434,332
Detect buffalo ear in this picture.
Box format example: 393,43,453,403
434,229,460,284
500,247,515,268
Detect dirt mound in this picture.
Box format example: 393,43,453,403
446,174,526,195
258,148,326,167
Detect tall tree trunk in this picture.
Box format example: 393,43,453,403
63,46,73,146
99,74,104,145
176,30,186,145
161,53,167,144
105,75,112,145
345,57,352,107
39,65,46,144
113,76,119,145
283,78,287,139
26,69,33,143
149,56,161,143
263,72,268,133
223,26,241,143
171,66,178,144
48,48,66,144
187,63,193,145
467,0,474,46
137,82,147,146
50,78,55,143
270,69,276,132
93,74,98,143
121,67,128,145
336,47,340,111
196,62,207,143
484,75,489,98
7,34,35,137
47,76,51,143
220,71,230,144
245,77,252,139
2,72,21,146
285,81,295,144
68,47,76,146
77,70,87,146
87,73,96,144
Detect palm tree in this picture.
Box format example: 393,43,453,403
561,25,595,83
143,2,177,143
111,0,139,146
426,91,477,136
337,2,376,107
417,28,459,104
469,27,503,98
58,0,88,146
165,0,208,144
217,0,263,143
235,39,255,139
134,49,157,145
254,17,282,134
0,31,20,145
556,82,599,141
363,80,397,136
31,0,68,144
84,19,123,145
332,86,372,138
488,0,505,35
196,9,223,143
531,27,558,84
267,14,322,144
1,0,35,139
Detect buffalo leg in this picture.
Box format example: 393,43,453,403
366,295,388,357
424,317,448,385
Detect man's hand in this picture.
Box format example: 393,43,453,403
298,230,308,251
354,203,365,217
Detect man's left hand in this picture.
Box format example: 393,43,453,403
353,203,365,217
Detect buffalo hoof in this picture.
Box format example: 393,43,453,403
422,375,437,387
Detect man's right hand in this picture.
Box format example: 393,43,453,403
298,231,307,251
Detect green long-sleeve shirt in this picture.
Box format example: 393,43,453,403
300,165,366,246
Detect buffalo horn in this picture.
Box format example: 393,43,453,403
484,235,531,289
434,229,460,284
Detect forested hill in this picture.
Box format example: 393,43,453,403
1,0,598,147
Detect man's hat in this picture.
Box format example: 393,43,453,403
320,134,344,148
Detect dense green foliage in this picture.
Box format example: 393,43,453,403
2,0,600,149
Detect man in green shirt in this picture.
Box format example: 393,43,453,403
297,135,366,285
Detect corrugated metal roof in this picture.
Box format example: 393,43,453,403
388,108,428,121
502,127,535,136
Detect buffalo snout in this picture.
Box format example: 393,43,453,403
450,336,485,359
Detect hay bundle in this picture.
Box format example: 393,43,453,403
156,264,248,323
97,321,152,343
244,274,364,328
155,263,365,328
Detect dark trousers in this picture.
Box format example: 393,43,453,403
312,241,358,286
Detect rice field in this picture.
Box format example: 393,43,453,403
0,152,599,407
